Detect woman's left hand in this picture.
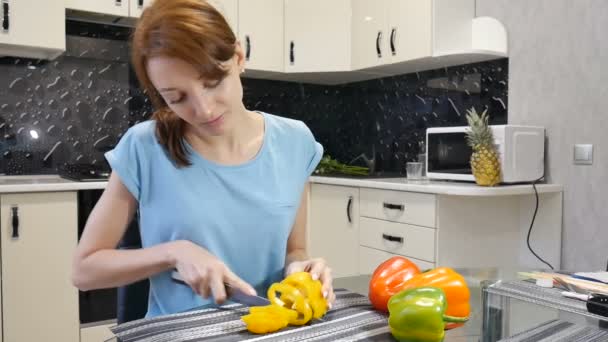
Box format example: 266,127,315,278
285,258,335,308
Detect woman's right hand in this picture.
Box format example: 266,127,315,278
170,240,257,304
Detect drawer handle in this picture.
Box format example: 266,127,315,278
2,1,9,32
382,233,403,244
383,202,404,211
11,206,19,239
245,35,251,61
346,196,353,223
390,27,397,56
376,30,382,58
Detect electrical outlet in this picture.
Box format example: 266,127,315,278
573,144,593,165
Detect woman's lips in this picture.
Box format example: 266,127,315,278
203,114,224,127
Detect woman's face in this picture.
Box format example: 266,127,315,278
146,46,245,137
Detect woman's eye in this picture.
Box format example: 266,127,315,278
168,96,184,104
204,79,222,89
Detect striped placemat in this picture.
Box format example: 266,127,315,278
111,289,395,342
498,319,608,342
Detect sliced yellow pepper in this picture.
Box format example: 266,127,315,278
241,311,289,334
267,283,312,326
282,272,328,319
249,304,298,322
241,272,330,335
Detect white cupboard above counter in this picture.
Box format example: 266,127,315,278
0,0,65,60
57,0,506,84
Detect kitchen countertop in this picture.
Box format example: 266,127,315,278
310,175,563,196
0,174,563,196
0,175,107,193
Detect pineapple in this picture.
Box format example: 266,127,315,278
465,108,501,186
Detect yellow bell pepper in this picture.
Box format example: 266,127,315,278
241,310,289,334
282,272,328,319
267,283,312,326
241,272,329,334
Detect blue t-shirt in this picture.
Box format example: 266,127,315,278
105,112,323,317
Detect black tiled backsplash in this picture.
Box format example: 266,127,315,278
0,21,507,175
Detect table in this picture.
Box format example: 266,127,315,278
111,268,606,341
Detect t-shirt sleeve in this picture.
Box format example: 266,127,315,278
299,121,324,178
104,127,144,200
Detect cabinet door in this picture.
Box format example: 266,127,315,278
284,0,351,72
351,0,389,70
80,324,115,342
208,0,238,36
130,0,154,18
309,184,359,278
387,0,432,63
0,0,65,58
1,192,79,342
65,0,130,17
238,0,284,72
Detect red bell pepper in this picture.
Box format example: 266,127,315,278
368,256,421,312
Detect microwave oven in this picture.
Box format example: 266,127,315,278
426,125,545,183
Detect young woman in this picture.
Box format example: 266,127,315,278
71,0,334,318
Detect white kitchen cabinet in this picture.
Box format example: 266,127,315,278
0,0,65,60
81,323,115,342
352,0,476,71
128,0,237,34
0,192,79,342
309,184,359,278
129,0,153,18
208,0,238,36
359,246,434,275
65,0,130,17
284,0,351,73
238,0,284,73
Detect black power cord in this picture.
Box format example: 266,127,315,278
527,176,555,270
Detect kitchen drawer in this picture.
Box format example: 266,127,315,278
359,217,435,262
360,188,436,227
358,246,435,275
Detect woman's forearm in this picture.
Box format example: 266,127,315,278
72,241,180,291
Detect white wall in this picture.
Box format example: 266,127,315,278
476,0,608,270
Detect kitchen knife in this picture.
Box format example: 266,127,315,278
171,270,270,307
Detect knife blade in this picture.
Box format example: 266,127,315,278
171,270,270,307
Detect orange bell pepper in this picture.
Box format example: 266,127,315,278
401,267,471,328
368,256,421,312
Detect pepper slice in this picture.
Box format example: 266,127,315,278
249,304,298,322
241,311,289,334
282,272,328,319
267,283,312,326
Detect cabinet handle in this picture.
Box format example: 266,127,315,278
376,31,383,58
383,202,404,211
289,41,295,65
390,27,397,56
115,0,122,6
11,206,19,239
245,35,251,61
2,1,9,32
346,196,353,223
382,233,403,244
138,0,143,8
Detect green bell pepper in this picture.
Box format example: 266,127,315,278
387,287,468,342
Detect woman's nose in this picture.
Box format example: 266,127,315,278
192,90,214,118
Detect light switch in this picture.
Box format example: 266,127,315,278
574,144,593,165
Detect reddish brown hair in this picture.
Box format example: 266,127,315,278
131,0,237,167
